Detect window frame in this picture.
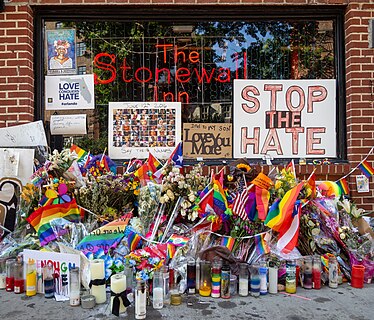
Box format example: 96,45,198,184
34,5,347,163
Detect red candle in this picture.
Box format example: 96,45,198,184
14,278,24,294
6,277,14,292
312,269,321,289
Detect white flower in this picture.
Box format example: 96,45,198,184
188,193,196,202
339,198,351,214
172,167,180,174
163,195,170,202
181,200,191,209
191,210,198,221
181,209,187,216
166,189,174,199
351,205,365,219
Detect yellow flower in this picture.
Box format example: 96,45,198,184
275,180,282,190
236,163,251,172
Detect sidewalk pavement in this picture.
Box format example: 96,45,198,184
0,283,372,320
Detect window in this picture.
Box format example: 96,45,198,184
77,65,86,74
37,12,345,160
76,42,86,57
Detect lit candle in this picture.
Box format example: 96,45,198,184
111,274,127,315
90,259,106,304
268,266,278,294
199,280,211,297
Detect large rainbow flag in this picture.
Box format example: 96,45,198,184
212,179,229,216
135,153,162,186
26,199,81,246
265,182,304,232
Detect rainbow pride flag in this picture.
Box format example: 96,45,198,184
212,179,229,216
27,200,81,246
254,233,270,255
255,186,270,221
127,229,142,251
358,160,374,179
167,243,176,261
336,178,350,195
76,218,130,254
220,236,235,251
135,153,163,186
70,144,91,168
167,234,190,247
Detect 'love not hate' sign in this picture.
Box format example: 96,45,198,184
233,79,336,159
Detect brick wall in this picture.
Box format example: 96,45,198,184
345,1,374,210
0,2,34,128
0,0,374,209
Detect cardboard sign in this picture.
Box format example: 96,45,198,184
50,114,87,135
251,172,273,190
45,74,94,110
233,79,336,159
23,249,80,299
183,123,232,159
108,102,182,159
0,121,48,147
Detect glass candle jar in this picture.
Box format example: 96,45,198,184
0,258,6,290
70,267,81,306
195,257,201,291
250,263,260,297
259,266,268,295
199,260,212,297
162,266,170,304
43,262,55,299
230,274,237,296
211,257,222,298
124,265,134,292
152,271,163,309
286,260,297,294
187,258,196,294
312,255,321,289
26,258,37,296
268,263,278,294
6,258,16,292
14,255,24,294
238,263,249,297
135,280,147,320
328,256,338,289
90,259,106,304
303,256,313,289
220,263,230,299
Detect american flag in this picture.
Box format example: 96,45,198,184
232,186,250,221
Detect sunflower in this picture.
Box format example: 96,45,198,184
236,163,251,173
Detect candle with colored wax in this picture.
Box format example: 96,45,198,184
26,259,37,296
199,280,212,297
111,273,127,315
90,259,106,304
0,258,6,290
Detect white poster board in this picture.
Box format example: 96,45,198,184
50,114,87,135
233,79,336,159
23,249,80,300
108,102,182,159
45,74,94,110
0,121,48,147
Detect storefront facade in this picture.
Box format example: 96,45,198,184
0,1,373,210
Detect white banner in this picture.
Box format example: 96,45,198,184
108,102,182,159
233,79,336,159
45,74,94,110
50,114,87,135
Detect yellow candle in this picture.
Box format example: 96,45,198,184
26,259,37,296
199,281,211,297
110,274,127,315
90,259,106,304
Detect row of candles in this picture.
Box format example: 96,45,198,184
0,254,365,319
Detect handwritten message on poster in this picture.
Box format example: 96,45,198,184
45,74,94,110
233,79,336,159
108,102,181,159
23,249,80,299
50,114,87,135
0,121,47,147
183,123,232,159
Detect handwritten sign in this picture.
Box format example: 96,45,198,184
233,79,336,159
108,102,182,159
0,148,34,184
50,114,87,135
0,121,47,147
23,249,80,299
45,74,94,110
251,172,273,190
183,123,232,159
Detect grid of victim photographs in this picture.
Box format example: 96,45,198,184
113,108,176,148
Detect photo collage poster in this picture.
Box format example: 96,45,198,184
108,102,182,159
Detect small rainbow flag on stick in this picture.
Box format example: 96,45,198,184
254,233,270,255
167,234,190,247
220,236,235,251
358,160,374,179
167,243,176,260
336,178,350,195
